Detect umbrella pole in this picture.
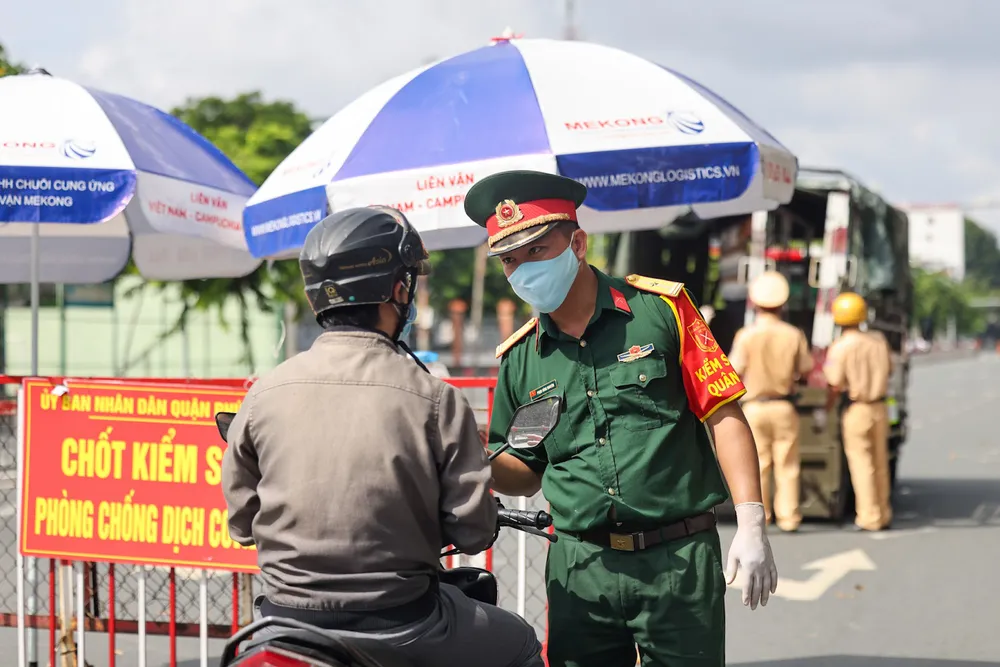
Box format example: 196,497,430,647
26,222,39,666
470,243,488,345
29,225,39,375
181,315,192,378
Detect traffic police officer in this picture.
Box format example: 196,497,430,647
729,271,814,532
464,170,779,667
822,292,894,532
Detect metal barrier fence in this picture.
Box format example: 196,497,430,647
1,386,21,624
3,375,256,667
3,374,550,667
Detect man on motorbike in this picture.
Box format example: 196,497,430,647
221,206,544,667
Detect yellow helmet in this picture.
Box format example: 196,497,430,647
748,271,790,309
832,292,868,326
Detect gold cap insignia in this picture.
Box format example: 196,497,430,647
495,199,524,228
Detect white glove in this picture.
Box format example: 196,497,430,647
725,502,778,610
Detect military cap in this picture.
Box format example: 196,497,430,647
464,170,588,256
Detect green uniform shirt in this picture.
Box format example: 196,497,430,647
488,269,746,533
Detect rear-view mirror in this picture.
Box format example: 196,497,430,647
489,395,562,460
215,412,236,443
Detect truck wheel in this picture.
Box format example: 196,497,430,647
888,432,903,488
836,449,855,523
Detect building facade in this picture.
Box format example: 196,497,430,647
901,204,965,281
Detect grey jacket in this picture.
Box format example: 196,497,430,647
221,329,497,610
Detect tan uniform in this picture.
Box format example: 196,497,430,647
729,313,814,531
823,329,894,531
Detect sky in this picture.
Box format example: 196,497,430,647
4,0,1000,234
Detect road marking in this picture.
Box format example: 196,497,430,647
869,526,938,540
925,502,1000,528
972,502,994,523
934,518,982,527
729,548,876,602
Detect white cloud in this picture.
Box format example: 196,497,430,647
67,0,563,115
755,61,1000,231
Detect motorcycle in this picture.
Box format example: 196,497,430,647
213,394,562,667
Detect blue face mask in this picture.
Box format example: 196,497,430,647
507,238,581,313
401,301,417,339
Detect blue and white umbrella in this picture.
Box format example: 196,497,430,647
0,71,261,284
243,36,797,258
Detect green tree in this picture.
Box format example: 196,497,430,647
912,266,984,337
173,93,314,185
0,43,25,77
124,93,314,373
964,217,1000,289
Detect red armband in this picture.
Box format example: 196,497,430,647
663,291,746,421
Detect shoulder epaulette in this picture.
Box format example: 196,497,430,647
495,318,538,359
624,274,684,298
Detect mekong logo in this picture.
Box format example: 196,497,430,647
61,139,97,160
563,110,705,134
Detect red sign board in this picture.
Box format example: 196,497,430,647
19,379,258,572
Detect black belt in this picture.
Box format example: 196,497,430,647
847,396,886,405
260,579,438,632
565,511,717,552
744,394,796,403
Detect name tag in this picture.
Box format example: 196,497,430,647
529,380,559,400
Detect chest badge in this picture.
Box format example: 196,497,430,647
617,343,655,363
529,379,559,400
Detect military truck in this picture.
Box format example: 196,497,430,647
608,167,913,521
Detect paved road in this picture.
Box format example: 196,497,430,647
2,354,999,666
721,353,1000,666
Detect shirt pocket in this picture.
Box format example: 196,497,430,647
609,355,669,431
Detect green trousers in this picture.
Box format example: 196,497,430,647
545,528,726,667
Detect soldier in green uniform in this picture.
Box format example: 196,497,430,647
464,171,778,667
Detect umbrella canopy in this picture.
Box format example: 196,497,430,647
243,37,797,258
0,71,261,283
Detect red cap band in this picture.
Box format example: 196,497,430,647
486,198,578,240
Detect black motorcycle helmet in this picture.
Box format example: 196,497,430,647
299,206,431,339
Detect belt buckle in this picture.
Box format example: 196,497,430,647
609,532,643,551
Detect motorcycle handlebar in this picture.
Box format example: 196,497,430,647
441,507,556,558
497,508,552,530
